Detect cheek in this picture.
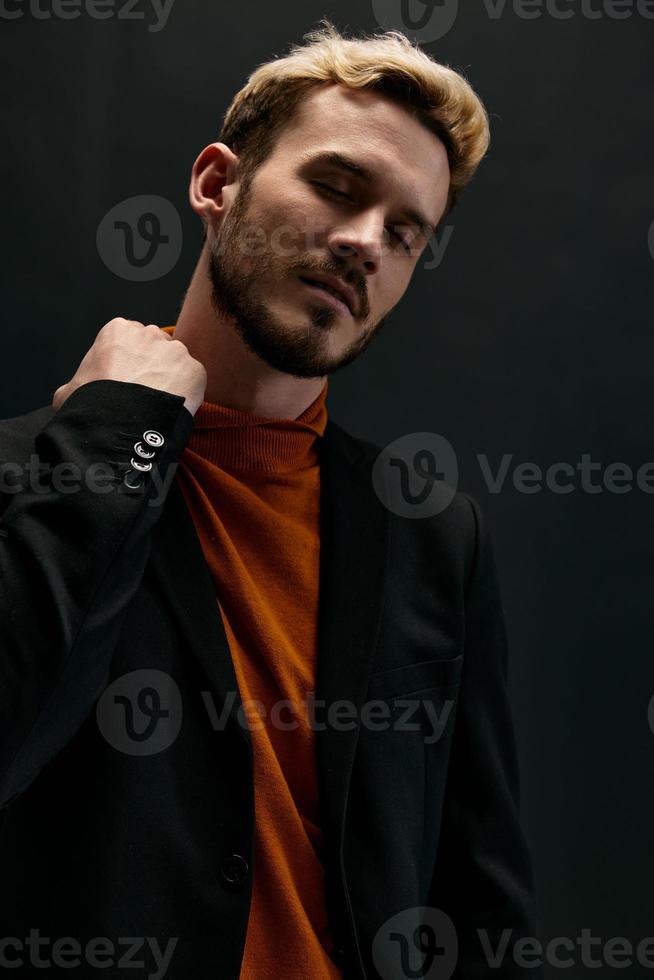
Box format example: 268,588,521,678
293,202,336,254
273,220,305,267
374,269,410,314
269,188,349,256
257,194,318,258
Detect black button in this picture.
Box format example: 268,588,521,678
122,469,144,490
130,456,153,473
143,430,165,448
331,945,346,965
220,853,249,887
133,440,156,460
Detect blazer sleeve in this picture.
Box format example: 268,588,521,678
428,492,543,978
0,379,194,808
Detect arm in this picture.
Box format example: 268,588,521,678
428,493,542,979
0,379,194,808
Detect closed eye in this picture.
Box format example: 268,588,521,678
312,180,352,201
389,228,413,254
312,181,413,254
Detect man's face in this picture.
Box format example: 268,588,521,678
207,83,450,379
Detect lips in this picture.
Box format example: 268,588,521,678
299,275,357,316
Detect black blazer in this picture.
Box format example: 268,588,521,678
0,380,541,979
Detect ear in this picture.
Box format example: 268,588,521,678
189,142,239,229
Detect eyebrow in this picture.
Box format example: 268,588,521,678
304,150,438,239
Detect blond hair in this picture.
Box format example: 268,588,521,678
216,18,490,220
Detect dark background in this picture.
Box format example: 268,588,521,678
3,1,654,973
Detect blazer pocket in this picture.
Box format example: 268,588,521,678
367,653,464,702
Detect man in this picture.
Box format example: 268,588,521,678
0,20,541,980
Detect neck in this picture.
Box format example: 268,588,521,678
172,246,327,421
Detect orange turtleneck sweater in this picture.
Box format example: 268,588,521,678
161,326,341,979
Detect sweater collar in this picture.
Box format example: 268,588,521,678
161,325,328,473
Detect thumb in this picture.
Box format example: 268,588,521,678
52,383,69,411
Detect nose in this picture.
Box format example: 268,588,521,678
327,212,384,276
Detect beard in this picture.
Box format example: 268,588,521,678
206,179,392,378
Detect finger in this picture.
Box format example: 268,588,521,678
52,385,66,409
144,323,172,339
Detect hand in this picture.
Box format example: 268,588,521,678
52,318,208,416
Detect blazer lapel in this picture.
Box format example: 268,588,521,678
148,419,390,845
148,476,253,759
315,419,390,851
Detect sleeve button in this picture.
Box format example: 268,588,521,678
123,470,144,490
134,441,156,459
130,457,153,473
143,430,165,448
